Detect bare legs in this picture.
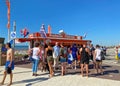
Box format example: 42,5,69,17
81,64,89,77
0,71,13,86
81,64,84,77
8,72,13,86
85,64,89,77
95,62,103,74
74,60,77,70
61,62,66,76
53,57,59,70
39,61,44,72
48,61,54,78
0,71,7,85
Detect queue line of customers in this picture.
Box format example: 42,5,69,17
28,42,104,78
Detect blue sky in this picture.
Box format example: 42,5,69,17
0,0,120,46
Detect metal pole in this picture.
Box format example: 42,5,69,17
13,21,16,48
8,28,10,42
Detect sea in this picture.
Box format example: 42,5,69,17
15,45,28,50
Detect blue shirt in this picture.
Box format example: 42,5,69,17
53,46,60,57
71,46,77,55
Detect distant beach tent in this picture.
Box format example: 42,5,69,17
40,24,47,38
20,28,29,37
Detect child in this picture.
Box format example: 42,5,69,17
68,50,73,69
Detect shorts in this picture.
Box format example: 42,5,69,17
47,56,53,62
80,58,89,64
72,54,77,60
5,61,14,70
68,59,72,64
96,59,102,62
60,57,66,63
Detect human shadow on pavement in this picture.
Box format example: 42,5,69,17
0,71,31,76
102,65,112,69
103,69,119,75
35,72,49,76
13,71,31,74
90,69,119,77
12,77,49,85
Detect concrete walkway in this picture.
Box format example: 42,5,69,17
0,67,120,86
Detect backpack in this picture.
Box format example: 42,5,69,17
101,51,105,60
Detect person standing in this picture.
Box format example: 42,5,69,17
89,44,95,68
45,44,54,78
70,44,78,70
115,46,119,63
80,44,90,77
53,42,60,70
38,45,44,72
0,43,14,86
68,50,73,69
94,45,103,74
60,43,67,76
29,42,40,76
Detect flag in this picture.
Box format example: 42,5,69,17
6,0,10,29
40,24,47,38
48,25,51,35
83,33,87,39
9,39,14,47
21,28,29,37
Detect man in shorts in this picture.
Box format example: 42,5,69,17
0,43,14,86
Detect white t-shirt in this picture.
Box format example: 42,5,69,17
95,48,102,60
32,47,40,60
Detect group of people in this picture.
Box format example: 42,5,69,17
28,42,105,78
115,46,120,63
0,42,105,86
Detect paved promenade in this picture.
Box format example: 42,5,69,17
0,67,120,86
0,48,120,86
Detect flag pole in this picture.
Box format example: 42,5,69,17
8,28,10,42
13,21,16,48
6,0,11,42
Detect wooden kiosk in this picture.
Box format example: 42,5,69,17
15,32,91,48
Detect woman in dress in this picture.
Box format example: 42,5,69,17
45,44,54,78
60,43,67,76
80,44,90,77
